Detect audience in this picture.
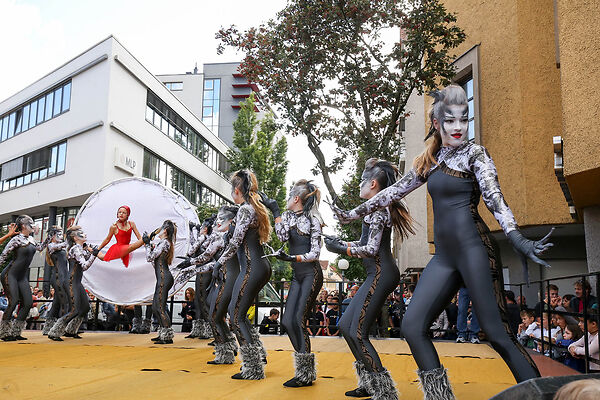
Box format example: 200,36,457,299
568,310,599,372
179,287,196,333
259,308,280,334
308,302,326,336
571,280,598,314
326,296,341,336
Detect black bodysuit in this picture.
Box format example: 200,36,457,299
47,242,70,319
145,239,173,329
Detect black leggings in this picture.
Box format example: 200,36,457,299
1,244,36,322
63,278,90,324
209,259,240,343
195,271,211,321
153,263,174,328
401,250,539,382
134,305,153,320
48,251,70,319
339,255,398,372
281,263,323,353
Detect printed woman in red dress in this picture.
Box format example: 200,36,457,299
96,206,143,267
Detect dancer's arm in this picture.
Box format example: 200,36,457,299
47,241,68,253
187,231,208,257
332,169,426,223
98,225,117,251
130,221,142,240
190,234,224,265
274,211,291,242
293,216,322,262
217,204,254,265
346,212,386,258
145,239,170,263
0,235,25,265
0,223,17,245
70,245,97,271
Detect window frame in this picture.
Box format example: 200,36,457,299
451,45,481,144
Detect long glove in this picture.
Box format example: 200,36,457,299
275,250,295,262
508,228,554,285
212,261,222,280
324,236,348,255
175,258,192,269
142,232,151,245
259,192,281,218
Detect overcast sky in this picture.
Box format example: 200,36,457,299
0,0,353,261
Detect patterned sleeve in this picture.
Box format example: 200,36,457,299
470,145,518,234
0,236,24,265
47,241,68,253
70,245,97,271
187,233,207,257
348,211,386,258
296,217,322,262
191,234,224,265
333,169,426,223
35,237,49,252
217,204,254,265
274,211,291,243
145,239,170,263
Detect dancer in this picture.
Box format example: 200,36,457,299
261,180,324,387
325,160,414,400
42,226,70,335
0,216,44,341
130,305,153,334
331,85,553,399
144,220,177,344
48,226,97,341
185,216,216,339
213,170,272,380
0,223,17,244
96,205,142,267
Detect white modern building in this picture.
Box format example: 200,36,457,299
0,36,259,282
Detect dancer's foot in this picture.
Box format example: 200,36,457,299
208,340,215,346
154,339,173,344
64,332,82,338
14,335,27,340
345,387,369,397
49,336,63,341
151,336,161,341
231,372,245,380
2,336,16,342
185,334,197,339
283,377,312,387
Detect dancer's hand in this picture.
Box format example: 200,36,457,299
508,228,554,283
275,250,295,262
176,258,192,269
91,246,100,256
189,221,196,231
325,196,352,224
324,236,348,255
259,192,280,218
149,230,158,241
7,223,17,236
212,262,222,280
142,232,151,245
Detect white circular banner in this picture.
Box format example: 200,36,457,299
76,177,199,305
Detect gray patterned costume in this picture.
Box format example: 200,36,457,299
145,238,174,342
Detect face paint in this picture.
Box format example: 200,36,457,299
53,231,64,242
439,104,469,148
73,229,87,242
215,211,234,232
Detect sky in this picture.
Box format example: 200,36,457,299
0,0,352,261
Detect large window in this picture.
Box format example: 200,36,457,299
452,45,480,143
0,81,72,143
142,150,229,207
460,77,475,142
165,82,183,91
0,141,67,192
202,78,220,135
145,90,230,178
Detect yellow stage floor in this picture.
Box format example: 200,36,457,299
0,331,516,400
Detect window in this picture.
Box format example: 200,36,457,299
202,78,220,135
0,80,72,143
165,82,183,91
460,77,475,142
142,150,229,207
452,46,480,143
0,141,67,192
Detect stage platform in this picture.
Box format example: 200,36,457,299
0,331,556,399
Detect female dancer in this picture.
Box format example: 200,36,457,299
0,223,17,244
96,205,142,268
213,170,272,380
42,226,70,335
325,160,413,400
48,226,97,341
143,220,177,344
0,216,44,341
261,180,324,387
331,85,553,399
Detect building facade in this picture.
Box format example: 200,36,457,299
398,0,597,300
0,36,247,281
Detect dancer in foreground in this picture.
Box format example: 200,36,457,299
326,160,414,400
214,170,272,380
0,223,17,245
96,205,142,268
42,226,70,335
48,226,97,341
261,180,324,387
331,85,553,399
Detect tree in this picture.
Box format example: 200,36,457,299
217,0,465,200
196,203,219,222
227,94,291,281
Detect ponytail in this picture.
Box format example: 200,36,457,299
232,170,272,243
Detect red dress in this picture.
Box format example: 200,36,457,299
103,226,133,267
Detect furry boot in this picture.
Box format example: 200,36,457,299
42,317,57,335
208,342,236,364
345,360,370,397
155,327,174,344
232,343,265,380
186,319,202,338
284,352,317,387
11,320,27,340
48,316,68,340
365,369,399,400
0,319,14,340
129,317,142,334
417,366,455,400
64,316,84,338
198,320,213,339
226,333,239,356
140,318,152,334
251,326,268,362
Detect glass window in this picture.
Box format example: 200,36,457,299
7,112,15,139
29,101,38,128
57,143,66,173
48,145,58,175
44,92,54,121
23,173,31,185
203,106,212,117
165,165,173,189
158,159,167,186
53,88,62,117
62,82,71,111
15,110,23,134
160,117,168,134
22,105,30,132
204,80,213,90
39,168,47,179
153,111,161,129
1,116,7,141
16,176,23,186
145,106,153,122
31,170,39,181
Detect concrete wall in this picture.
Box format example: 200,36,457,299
156,73,205,122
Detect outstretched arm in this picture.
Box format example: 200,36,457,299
145,239,170,263
71,245,97,271
331,169,425,223
47,241,68,253
98,225,116,251
0,223,17,245
130,221,142,241
347,213,385,258
191,235,224,265
0,236,25,265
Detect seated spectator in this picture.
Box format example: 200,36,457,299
571,280,598,314
307,303,326,336
532,314,559,356
404,284,415,305
562,294,575,311
342,284,359,314
568,310,600,372
518,310,537,348
259,308,280,335
534,284,561,319
388,289,405,338
326,296,341,336
516,295,528,310
504,290,522,336
556,324,585,372
554,379,600,400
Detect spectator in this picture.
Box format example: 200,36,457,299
532,314,558,356
562,294,575,311
456,288,480,344
102,302,118,330
179,288,196,333
516,295,528,310
569,310,599,371
307,303,326,336
259,308,280,334
404,284,416,305
326,296,341,336
445,294,458,340
324,294,334,313
554,379,600,400
388,289,405,338
518,310,537,348
556,324,585,372
342,285,359,314
504,290,522,336
571,280,598,314
534,284,561,319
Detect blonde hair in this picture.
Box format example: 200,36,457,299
45,225,63,266
290,179,324,226
554,379,600,400
231,170,272,243
413,84,468,177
